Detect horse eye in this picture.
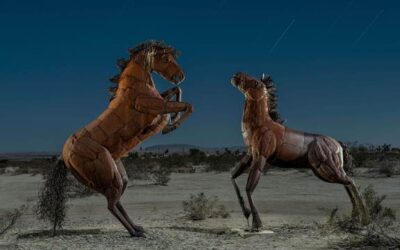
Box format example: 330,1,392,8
162,55,170,63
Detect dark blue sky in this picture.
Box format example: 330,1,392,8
0,0,399,152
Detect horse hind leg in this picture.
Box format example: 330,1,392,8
68,139,143,237
308,137,370,225
114,159,146,234
116,202,145,233
115,159,129,195
312,162,369,225
345,179,370,225
104,185,143,237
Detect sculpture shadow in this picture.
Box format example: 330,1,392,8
18,228,105,239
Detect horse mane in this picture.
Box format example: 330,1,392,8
108,40,179,101
260,75,284,124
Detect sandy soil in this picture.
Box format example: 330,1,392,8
0,169,399,249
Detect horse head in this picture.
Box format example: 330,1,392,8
129,41,185,84
231,72,269,100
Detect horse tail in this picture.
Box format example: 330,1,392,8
339,141,353,176
37,157,69,236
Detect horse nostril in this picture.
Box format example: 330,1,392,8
173,73,184,83
173,75,180,83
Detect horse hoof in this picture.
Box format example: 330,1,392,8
244,208,251,219
250,226,262,232
250,221,263,232
135,225,146,233
132,231,146,238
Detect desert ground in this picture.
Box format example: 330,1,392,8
0,169,399,249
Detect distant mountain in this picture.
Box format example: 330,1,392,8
0,152,58,161
0,144,246,160
137,144,246,154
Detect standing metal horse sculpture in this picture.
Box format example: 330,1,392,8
230,72,369,231
38,41,193,237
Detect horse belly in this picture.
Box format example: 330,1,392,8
276,129,308,161
117,115,166,157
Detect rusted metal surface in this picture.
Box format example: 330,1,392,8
62,41,193,237
230,72,369,231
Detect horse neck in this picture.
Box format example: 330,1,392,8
243,95,273,126
117,61,155,95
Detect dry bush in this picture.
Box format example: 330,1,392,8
182,192,230,220
378,160,396,177
124,160,155,181
324,185,399,249
0,206,23,235
327,185,396,231
213,204,230,219
150,165,171,186
363,185,396,226
332,229,400,249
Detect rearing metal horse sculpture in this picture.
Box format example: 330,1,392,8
39,41,193,237
230,72,369,231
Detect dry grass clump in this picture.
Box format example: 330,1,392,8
182,192,230,220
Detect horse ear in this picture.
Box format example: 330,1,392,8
261,73,272,83
261,73,268,81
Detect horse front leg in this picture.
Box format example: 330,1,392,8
231,154,253,225
246,156,266,231
134,96,193,135
160,102,193,134
160,87,182,123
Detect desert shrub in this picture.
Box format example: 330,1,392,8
0,206,23,235
333,230,400,249
182,193,230,220
213,204,230,219
205,150,241,172
150,165,171,186
189,148,207,165
123,159,155,180
325,185,396,231
350,144,370,168
123,152,193,179
378,161,395,177
324,185,399,248
362,185,396,226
